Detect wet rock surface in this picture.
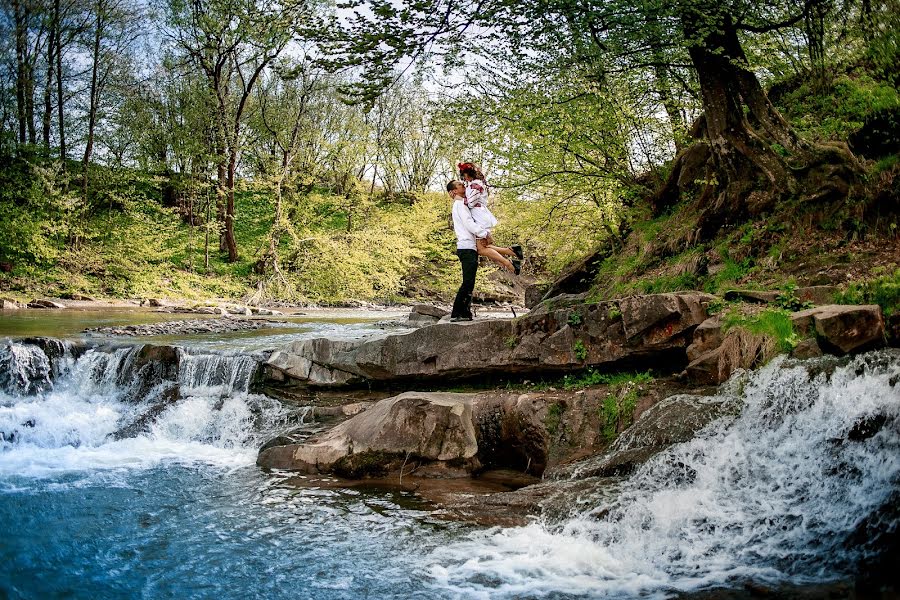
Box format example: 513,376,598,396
84,317,284,337
264,291,716,388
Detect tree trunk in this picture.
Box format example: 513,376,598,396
224,152,239,262
43,4,57,149
55,0,66,163
83,3,102,200
13,0,28,146
676,3,859,239
216,157,227,252
681,6,797,228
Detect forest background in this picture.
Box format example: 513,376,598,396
1,0,897,306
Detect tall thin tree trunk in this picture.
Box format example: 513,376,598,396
43,12,56,149
83,3,102,200
224,152,239,262
55,0,66,164
13,0,28,146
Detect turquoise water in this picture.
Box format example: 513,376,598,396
1,466,460,599
0,320,897,599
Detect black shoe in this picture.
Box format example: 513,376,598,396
511,244,524,261
512,259,521,276
450,316,473,322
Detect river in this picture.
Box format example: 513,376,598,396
0,309,897,598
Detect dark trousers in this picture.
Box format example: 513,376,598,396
451,249,478,318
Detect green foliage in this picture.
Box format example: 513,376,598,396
778,72,900,142
704,254,755,294
545,402,565,436
600,382,642,442
504,335,518,349
723,308,799,353
573,339,587,361
774,281,814,311
835,269,900,316
567,312,583,327
607,306,622,320
560,369,653,391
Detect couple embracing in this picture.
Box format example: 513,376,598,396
448,162,523,322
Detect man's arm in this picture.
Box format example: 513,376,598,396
454,202,488,239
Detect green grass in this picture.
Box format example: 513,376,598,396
723,308,799,353
835,269,900,316
545,401,565,435
559,369,653,391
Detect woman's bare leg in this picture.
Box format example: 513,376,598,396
489,245,517,257
477,239,515,272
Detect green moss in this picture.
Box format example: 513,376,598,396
545,401,565,435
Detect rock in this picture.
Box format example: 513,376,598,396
540,248,611,302
790,338,823,360
27,299,66,309
723,289,779,304
0,298,20,309
251,307,283,316
412,304,449,319
849,104,900,159
686,316,724,362
795,285,838,306
549,392,740,481
257,392,480,476
84,317,276,337
60,293,96,301
473,393,551,476
791,304,884,355
524,283,551,309
263,292,716,388
686,327,780,385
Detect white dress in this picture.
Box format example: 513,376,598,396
465,179,498,236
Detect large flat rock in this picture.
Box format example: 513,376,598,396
257,391,480,475
264,292,716,388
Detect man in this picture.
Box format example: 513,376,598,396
448,180,487,321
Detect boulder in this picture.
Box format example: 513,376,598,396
263,292,716,388
791,304,884,355
686,316,724,362
723,290,779,304
524,283,551,309
790,338,824,360
256,392,480,476
27,299,66,309
795,285,838,306
685,328,773,385
0,298,20,309
549,391,740,480
412,304,449,319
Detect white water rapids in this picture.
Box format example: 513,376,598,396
1,337,897,598
0,340,287,479
428,350,900,598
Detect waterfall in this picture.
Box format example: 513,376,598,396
177,349,260,395
0,339,286,476
428,349,900,597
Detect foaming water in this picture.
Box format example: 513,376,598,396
0,340,284,479
427,351,900,598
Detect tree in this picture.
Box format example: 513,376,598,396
81,0,140,199
321,0,863,237
165,0,309,262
